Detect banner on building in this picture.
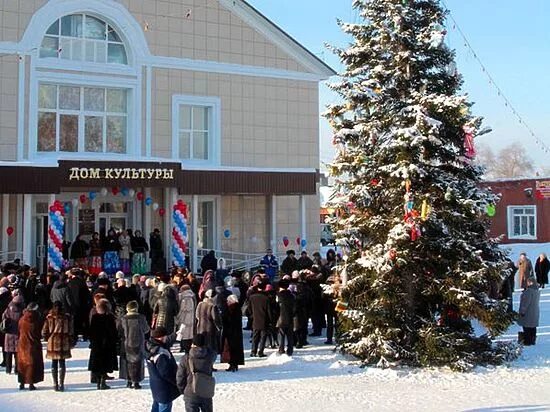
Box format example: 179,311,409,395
536,181,550,199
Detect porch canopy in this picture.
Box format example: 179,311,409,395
0,160,318,195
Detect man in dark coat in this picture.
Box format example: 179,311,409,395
200,250,218,275
88,299,118,390
113,278,134,320
196,290,222,354
297,251,314,271
68,270,92,342
276,279,295,356
149,229,165,275
146,327,180,412
50,275,74,315
0,283,12,367
153,285,178,335
293,279,313,348
281,250,298,276
177,333,216,410
247,285,271,357
534,253,549,289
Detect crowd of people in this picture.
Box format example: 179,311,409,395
0,246,342,412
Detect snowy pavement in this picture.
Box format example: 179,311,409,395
0,289,549,412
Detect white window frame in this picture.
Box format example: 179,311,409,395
29,71,139,160
172,95,221,165
507,205,537,240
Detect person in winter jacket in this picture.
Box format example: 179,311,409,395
89,232,103,275
113,278,134,320
68,269,91,342
176,333,216,411
131,231,149,275
88,299,118,390
149,229,165,275
281,250,298,276
70,234,89,269
195,290,222,354
200,250,217,275
0,284,12,367
50,275,73,314
260,249,279,282
176,285,197,353
276,279,295,356
517,252,534,290
221,294,244,371
198,270,215,301
42,301,73,391
16,302,44,390
3,292,25,374
535,253,549,289
153,284,178,334
247,285,271,357
323,273,340,345
119,300,150,389
103,229,121,277
518,276,541,346
146,326,180,412
293,277,313,348
306,267,325,337
119,230,132,275
297,251,314,271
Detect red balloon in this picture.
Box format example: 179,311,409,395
296,237,301,245
79,194,87,204
136,192,144,201
112,187,119,195
283,237,289,247
49,206,56,212
6,227,14,236
159,208,166,216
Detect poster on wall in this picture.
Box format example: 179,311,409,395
78,209,95,236
535,181,550,199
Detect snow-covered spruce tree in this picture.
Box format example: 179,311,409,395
325,0,516,371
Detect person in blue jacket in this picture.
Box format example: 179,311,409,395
146,327,180,412
260,249,279,282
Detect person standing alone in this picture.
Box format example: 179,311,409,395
518,276,541,346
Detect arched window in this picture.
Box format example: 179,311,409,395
40,14,127,65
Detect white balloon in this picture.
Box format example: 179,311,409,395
128,189,135,198
71,198,79,207
152,203,159,211
100,187,108,197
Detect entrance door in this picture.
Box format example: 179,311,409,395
99,216,127,238
35,216,48,274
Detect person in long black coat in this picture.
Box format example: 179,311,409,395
293,279,312,348
68,270,92,342
535,253,549,289
200,250,218,275
0,285,12,367
247,286,271,357
221,295,244,371
88,299,118,390
152,284,178,334
276,279,295,356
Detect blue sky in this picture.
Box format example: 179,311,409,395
247,0,550,170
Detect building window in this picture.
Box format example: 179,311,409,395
508,206,537,240
38,84,128,154
40,14,127,64
197,201,215,250
172,96,220,163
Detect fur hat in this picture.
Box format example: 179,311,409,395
98,271,107,278
151,326,169,339
126,300,139,313
157,282,167,293
115,271,125,279
204,289,214,299
26,302,39,311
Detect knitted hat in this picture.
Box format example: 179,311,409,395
126,300,139,313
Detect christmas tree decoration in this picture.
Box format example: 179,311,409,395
486,204,496,217
463,125,476,158
325,0,514,371
335,301,349,313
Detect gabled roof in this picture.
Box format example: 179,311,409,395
219,0,336,79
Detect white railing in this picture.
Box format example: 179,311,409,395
0,251,24,264
197,249,268,272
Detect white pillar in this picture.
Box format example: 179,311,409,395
2,195,9,253
17,55,25,161
23,194,32,264
16,195,23,254
299,195,306,251
164,188,176,267
269,195,277,252
191,194,199,272
144,188,152,271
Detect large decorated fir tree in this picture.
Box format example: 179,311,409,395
325,0,516,370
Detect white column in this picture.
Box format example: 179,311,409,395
145,66,152,157
16,195,23,254
2,194,9,253
191,195,199,272
144,188,152,271
163,188,176,267
17,55,25,161
299,195,306,251
22,194,32,264
270,195,277,252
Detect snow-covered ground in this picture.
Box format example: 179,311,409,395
0,287,549,412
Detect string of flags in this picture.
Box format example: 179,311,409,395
441,0,550,155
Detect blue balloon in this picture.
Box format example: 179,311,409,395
63,203,71,214
300,239,307,248
121,188,129,196
89,191,97,200
223,229,231,238
145,197,153,206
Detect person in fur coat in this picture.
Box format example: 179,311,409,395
42,301,73,391
118,300,150,389
3,292,25,375
88,299,118,390
176,285,197,354
195,290,222,354
16,303,44,390
152,284,178,334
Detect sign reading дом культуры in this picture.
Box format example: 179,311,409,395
535,181,550,199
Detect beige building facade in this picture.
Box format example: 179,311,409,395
0,0,333,273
